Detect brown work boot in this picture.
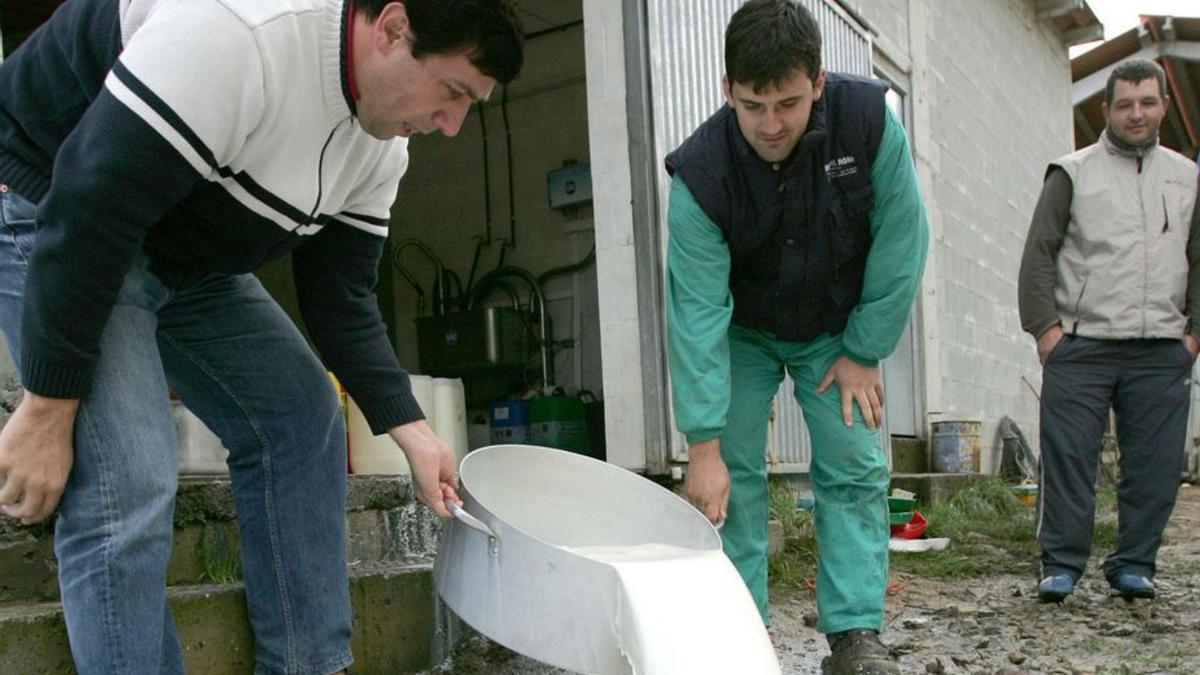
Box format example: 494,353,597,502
821,629,900,675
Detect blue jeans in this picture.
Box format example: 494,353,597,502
0,187,352,674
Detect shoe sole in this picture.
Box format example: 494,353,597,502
1038,590,1071,603
1114,589,1155,601
821,658,900,675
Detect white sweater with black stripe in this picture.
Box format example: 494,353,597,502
0,0,424,432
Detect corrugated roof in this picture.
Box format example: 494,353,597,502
1071,15,1200,158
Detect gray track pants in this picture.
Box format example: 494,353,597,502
1037,335,1192,582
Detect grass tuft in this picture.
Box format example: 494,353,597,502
767,478,1120,582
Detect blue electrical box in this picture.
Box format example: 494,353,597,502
546,163,592,210
490,400,530,444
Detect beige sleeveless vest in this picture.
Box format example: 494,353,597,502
1050,132,1198,338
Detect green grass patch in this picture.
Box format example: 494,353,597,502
195,530,243,584
889,479,1038,577
890,479,1118,577
767,478,818,590
766,478,1121,583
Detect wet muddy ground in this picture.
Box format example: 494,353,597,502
422,485,1200,674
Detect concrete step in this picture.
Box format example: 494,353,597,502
889,436,929,474
1,475,442,605
890,472,988,507
0,560,461,675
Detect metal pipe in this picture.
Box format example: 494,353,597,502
468,266,553,387
394,239,447,316
479,106,493,245
537,245,595,288
501,86,516,248
525,19,583,41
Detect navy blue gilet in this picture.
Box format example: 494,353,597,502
665,72,887,342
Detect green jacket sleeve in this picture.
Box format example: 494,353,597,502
665,175,733,445
841,106,931,365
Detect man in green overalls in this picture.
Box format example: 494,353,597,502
663,1,928,672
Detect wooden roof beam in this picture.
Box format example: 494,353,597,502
1149,19,1199,149
1074,107,1099,145
1073,41,1200,105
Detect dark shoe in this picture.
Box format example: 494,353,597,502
821,629,900,675
1111,574,1155,600
1037,574,1075,603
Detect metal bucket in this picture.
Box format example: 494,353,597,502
433,444,722,674
930,420,982,473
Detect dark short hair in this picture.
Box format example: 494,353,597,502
725,0,822,92
354,0,524,85
1105,58,1167,104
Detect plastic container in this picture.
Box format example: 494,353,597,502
490,400,530,444
529,394,591,457
347,394,410,475
890,511,928,539
1012,483,1038,506
888,536,948,552
467,415,492,451
931,420,982,473
411,375,436,426
888,496,917,512
174,401,229,475
433,377,468,465
889,510,914,526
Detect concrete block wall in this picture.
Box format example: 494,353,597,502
855,0,1075,471
922,0,1071,471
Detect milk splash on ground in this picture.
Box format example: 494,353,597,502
563,543,782,675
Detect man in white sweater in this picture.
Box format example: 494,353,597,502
0,1,522,672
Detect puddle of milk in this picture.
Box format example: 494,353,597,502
563,543,781,675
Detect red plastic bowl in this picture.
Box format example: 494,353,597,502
889,510,928,539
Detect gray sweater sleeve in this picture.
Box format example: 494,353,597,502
1018,167,1072,338
1187,172,1200,340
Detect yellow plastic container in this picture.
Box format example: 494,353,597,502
1012,483,1038,506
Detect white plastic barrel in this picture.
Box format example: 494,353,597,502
433,377,468,465
174,400,229,475
411,374,435,428
347,395,409,474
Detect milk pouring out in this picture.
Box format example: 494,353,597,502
563,543,782,675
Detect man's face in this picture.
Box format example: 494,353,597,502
723,67,825,163
1103,78,1168,147
354,3,496,140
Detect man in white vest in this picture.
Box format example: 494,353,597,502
1018,58,1200,603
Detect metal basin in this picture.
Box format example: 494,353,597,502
433,444,721,674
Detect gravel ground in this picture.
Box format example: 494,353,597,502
423,485,1200,674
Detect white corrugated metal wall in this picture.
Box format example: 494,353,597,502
645,0,883,472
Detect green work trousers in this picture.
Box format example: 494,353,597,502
722,326,890,632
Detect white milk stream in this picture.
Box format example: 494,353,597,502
562,543,782,675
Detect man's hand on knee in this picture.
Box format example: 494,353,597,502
817,356,884,429
0,391,78,524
